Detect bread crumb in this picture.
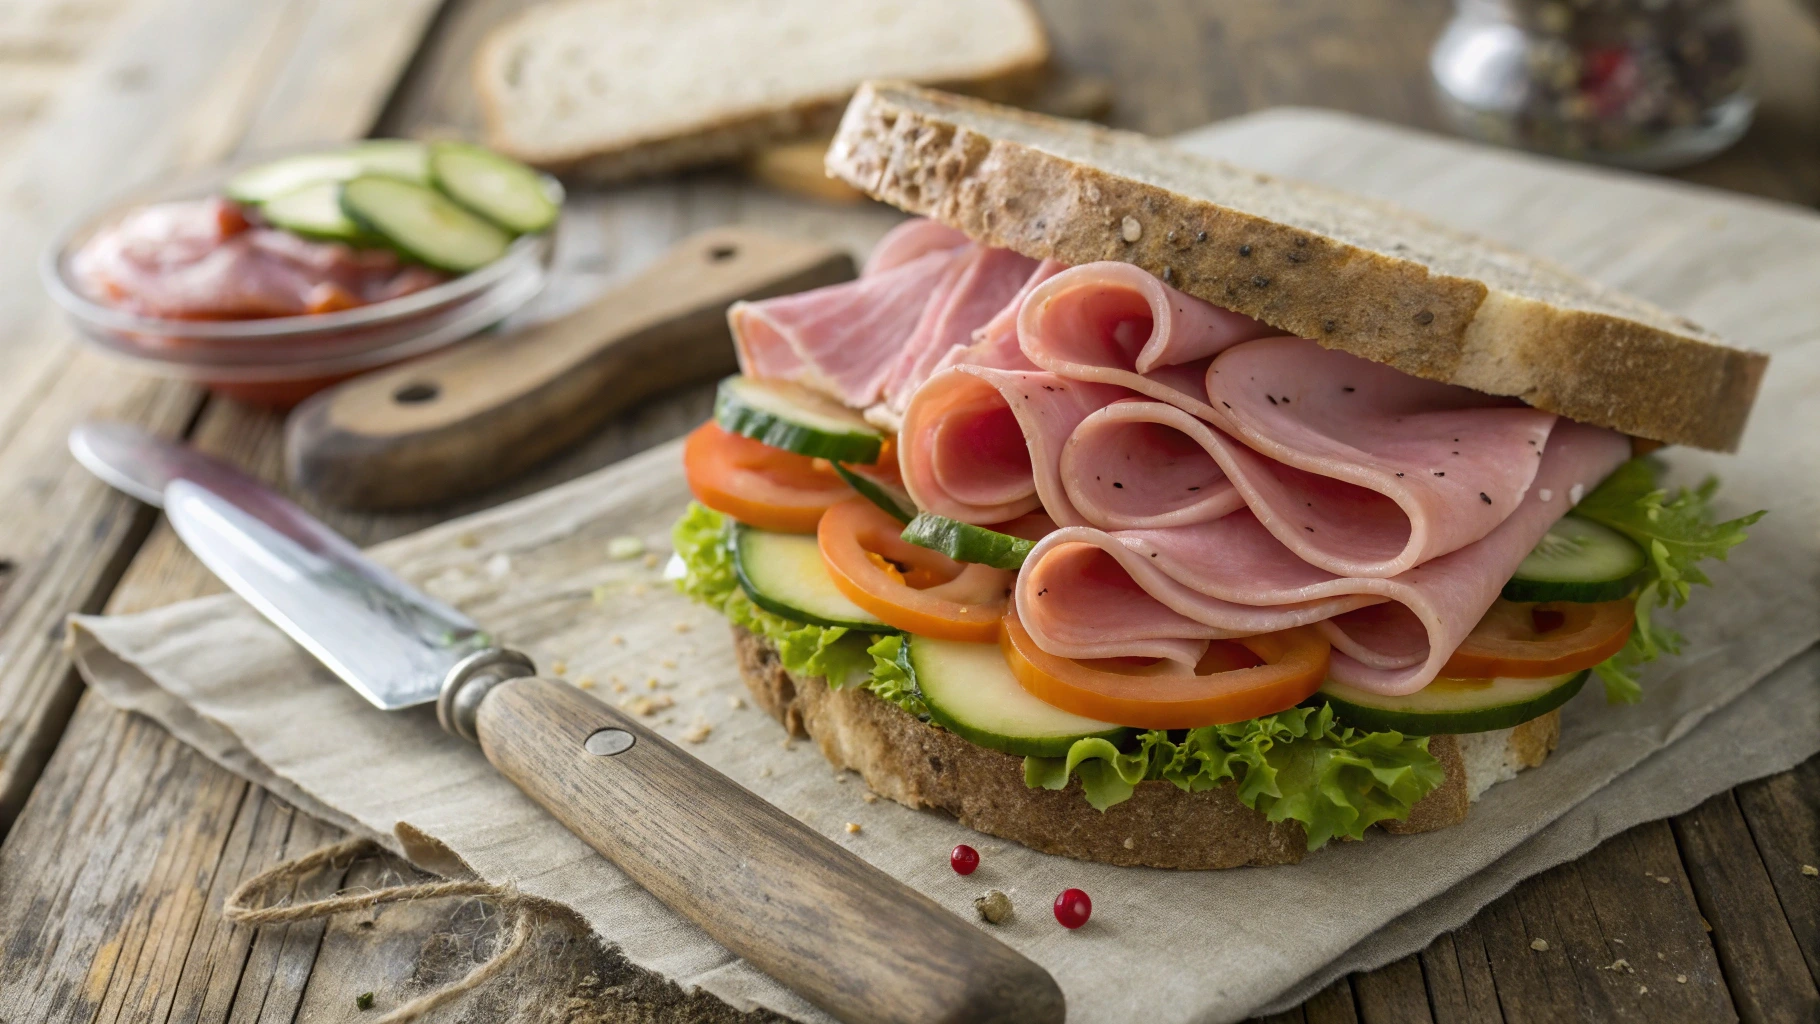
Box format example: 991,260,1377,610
646,677,659,690
630,583,647,596
1530,939,1549,952
845,822,861,834
728,696,745,709
550,660,567,676
759,766,773,778
661,658,678,670
861,792,877,804
485,553,511,578
1122,837,1135,850
610,678,626,693
1652,874,1672,884
1656,952,1665,961
780,739,794,751
1802,864,1818,877
832,773,847,784
1120,215,1142,242
622,694,673,716
975,890,1012,924
673,621,692,633
610,634,625,645
1676,975,1687,984
576,677,596,690
1637,985,1647,995
682,722,711,744
1701,916,1712,932
1602,958,1633,973
457,533,481,549
607,536,646,560
643,553,660,569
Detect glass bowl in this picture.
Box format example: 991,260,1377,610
40,150,560,408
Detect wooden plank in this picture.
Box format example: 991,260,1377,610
0,0,442,834
1732,757,1820,983
1352,957,1434,1024
1418,931,1502,1024
1673,792,1820,1024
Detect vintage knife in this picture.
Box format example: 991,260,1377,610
69,422,1065,1024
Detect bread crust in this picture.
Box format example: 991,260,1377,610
732,626,1559,869
825,82,1766,451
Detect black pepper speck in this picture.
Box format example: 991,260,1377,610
1252,275,1270,288
1480,492,1492,504
1238,244,1252,257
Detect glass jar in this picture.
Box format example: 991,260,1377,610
1430,0,1754,170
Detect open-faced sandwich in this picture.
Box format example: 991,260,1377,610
672,83,1767,868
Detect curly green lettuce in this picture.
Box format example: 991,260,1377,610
1026,705,1445,849
1572,458,1764,704
671,503,926,715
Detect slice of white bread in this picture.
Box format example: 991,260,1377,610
825,82,1767,451
734,627,1560,869
474,0,1048,183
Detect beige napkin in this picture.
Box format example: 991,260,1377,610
67,113,1820,1022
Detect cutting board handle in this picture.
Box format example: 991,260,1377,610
475,676,1065,1024
285,227,854,511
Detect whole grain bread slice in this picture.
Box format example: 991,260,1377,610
474,1,1048,184
733,627,1559,869
826,82,1766,451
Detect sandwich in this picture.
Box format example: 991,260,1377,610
670,83,1767,868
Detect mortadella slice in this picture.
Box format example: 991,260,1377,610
1014,419,1631,693
728,246,960,407
898,365,1126,526
1016,261,1278,419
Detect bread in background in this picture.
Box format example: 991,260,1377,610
475,0,1048,183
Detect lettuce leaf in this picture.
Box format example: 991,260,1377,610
672,502,934,715
1573,458,1764,703
1025,705,1445,849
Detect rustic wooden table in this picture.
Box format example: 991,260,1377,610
0,1,1815,1022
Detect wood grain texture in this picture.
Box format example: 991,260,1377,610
477,675,1065,1024
286,228,856,510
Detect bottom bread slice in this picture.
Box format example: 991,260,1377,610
732,626,1559,869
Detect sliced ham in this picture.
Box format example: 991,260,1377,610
1203,337,1559,577
864,218,971,275
898,365,1126,526
880,245,1039,410
1015,261,1278,419
1060,400,1244,530
937,258,1069,374
729,246,961,407
1015,419,1631,693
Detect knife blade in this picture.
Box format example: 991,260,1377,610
73,423,1065,1024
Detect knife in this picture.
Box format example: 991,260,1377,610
70,422,1065,1024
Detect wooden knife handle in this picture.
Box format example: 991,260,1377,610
285,227,855,511
475,676,1065,1024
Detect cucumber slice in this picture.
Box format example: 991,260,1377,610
714,375,884,463
732,524,895,632
910,635,1127,757
339,175,511,273
1502,516,1646,603
833,462,916,523
1319,670,1588,735
257,182,369,242
429,141,559,234
901,513,1035,571
225,141,428,203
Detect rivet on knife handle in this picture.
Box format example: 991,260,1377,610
284,227,856,511
469,675,1067,1024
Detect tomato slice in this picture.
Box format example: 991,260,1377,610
1000,611,1330,729
1441,599,1634,678
818,497,1012,642
683,421,852,533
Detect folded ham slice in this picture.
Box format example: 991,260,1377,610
880,246,1038,410
864,218,970,275
1016,261,1278,419
729,246,961,407
933,258,1068,375
898,365,1126,526
1016,419,1631,693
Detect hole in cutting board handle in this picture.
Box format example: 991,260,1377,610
707,244,738,262
394,382,440,404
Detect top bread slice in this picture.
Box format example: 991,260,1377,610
474,0,1047,184
826,82,1767,451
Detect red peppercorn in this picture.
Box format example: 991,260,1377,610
950,844,979,875
1054,888,1091,928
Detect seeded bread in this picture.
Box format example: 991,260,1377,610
733,627,1560,869
825,82,1766,451
474,1,1048,183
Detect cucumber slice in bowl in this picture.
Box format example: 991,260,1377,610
910,635,1128,757
225,140,428,203
901,512,1038,571
833,462,916,523
1502,515,1646,603
714,375,885,463
1318,670,1588,735
430,142,560,234
339,175,511,273
732,524,895,632
257,181,368,242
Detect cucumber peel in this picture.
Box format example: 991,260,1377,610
833,462,916,523
902,512,1035,570
910,634,1127,757
1318,670,1588,735
731,524,895,633
714,375,884,463
1502,515,1646,603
